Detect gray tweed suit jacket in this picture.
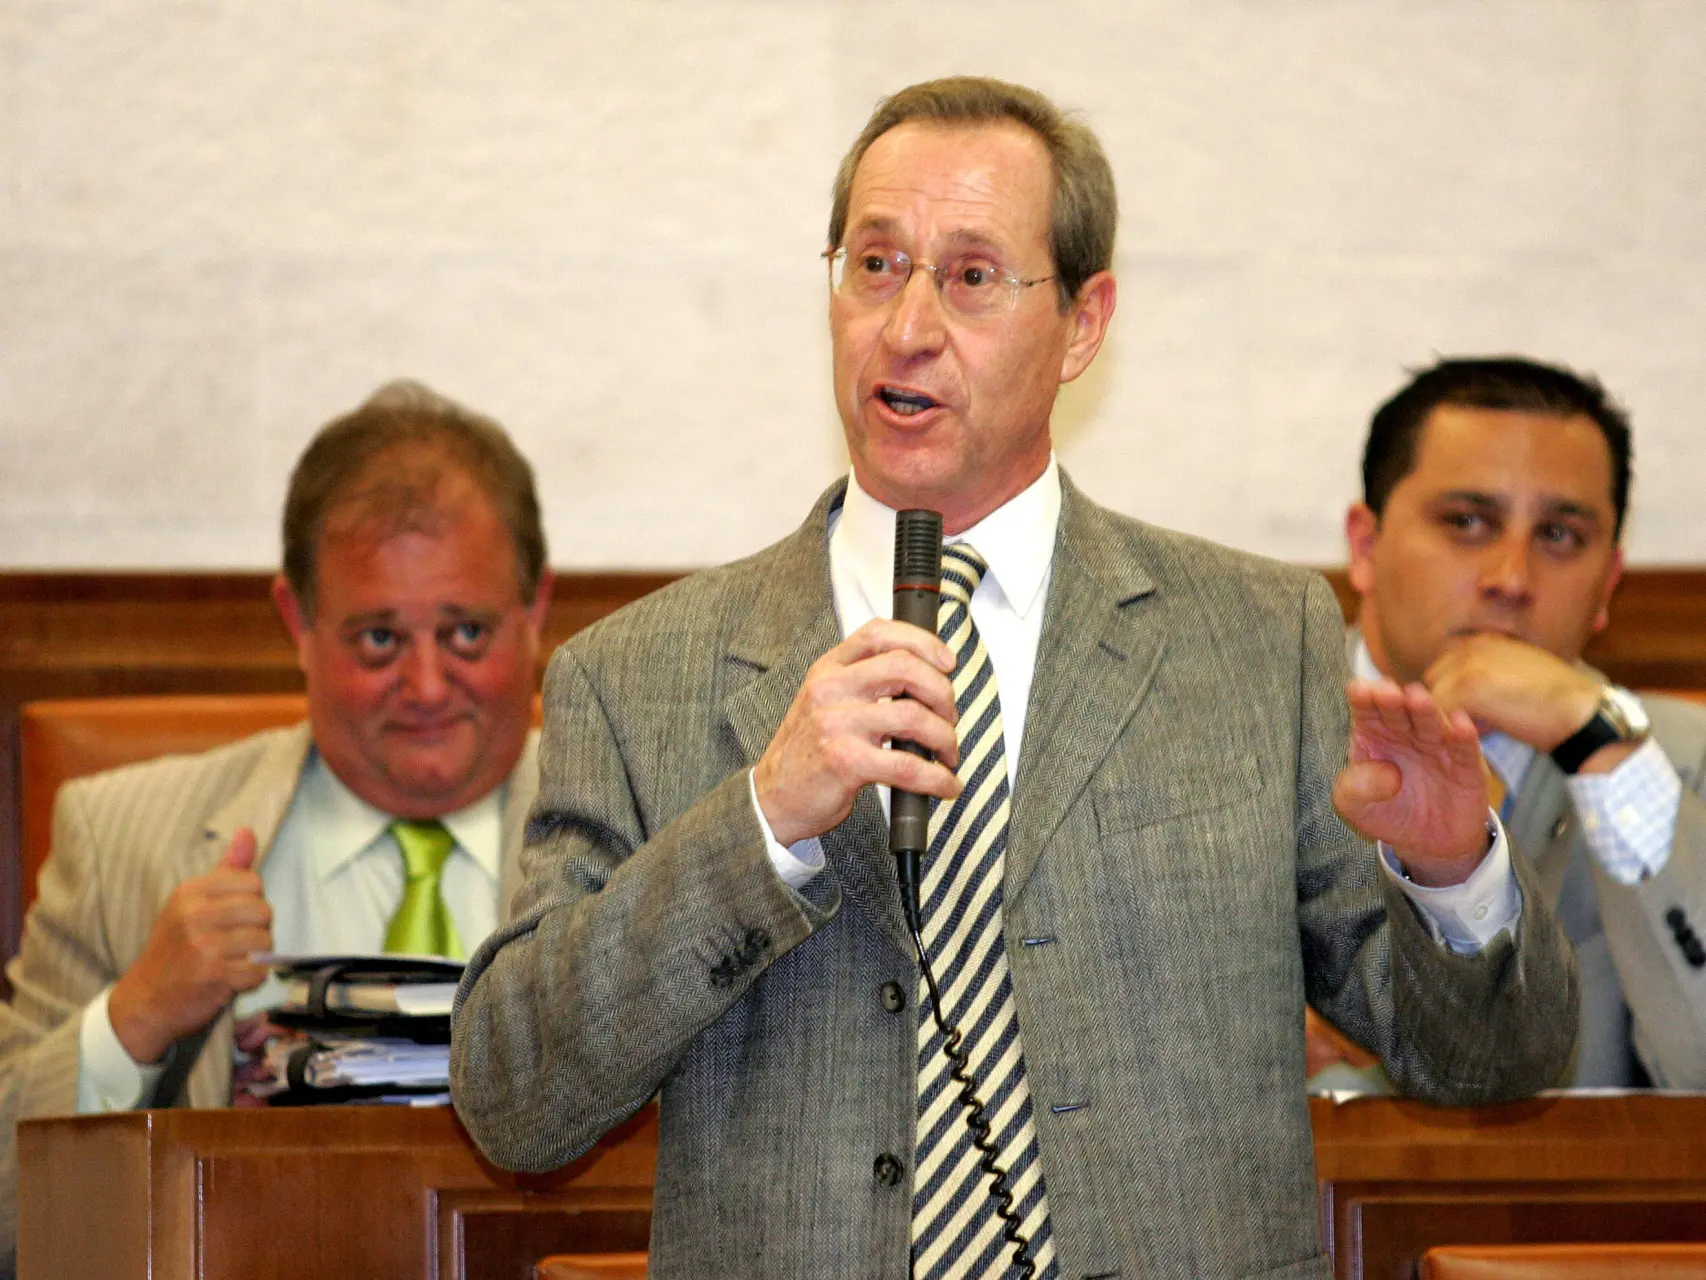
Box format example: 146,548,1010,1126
452,477,1577,1280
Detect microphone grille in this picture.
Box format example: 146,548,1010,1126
893,509,943,586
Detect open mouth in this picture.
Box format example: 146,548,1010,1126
877,385,940,418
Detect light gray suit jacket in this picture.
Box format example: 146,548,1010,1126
0,723,537,1273
1508,692,1706,1086
452,479,1577,1280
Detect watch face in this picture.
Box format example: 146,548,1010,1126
1604,686,1651,738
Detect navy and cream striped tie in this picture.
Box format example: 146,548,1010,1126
912,543,1058,1280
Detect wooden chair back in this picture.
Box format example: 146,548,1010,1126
1421,1242,1706,1278
534,1255,649,1280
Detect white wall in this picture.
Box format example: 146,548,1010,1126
2,0,1702,569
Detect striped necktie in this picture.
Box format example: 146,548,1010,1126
384,819,465,960
912,543,1058,1280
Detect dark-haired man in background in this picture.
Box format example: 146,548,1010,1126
0,380,552,1271
1335,356,1706,1088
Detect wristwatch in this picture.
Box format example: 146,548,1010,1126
1550,685,1651,775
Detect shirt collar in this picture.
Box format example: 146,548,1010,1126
836,458,1062,620
1351,635,1533,791
297,749,505,884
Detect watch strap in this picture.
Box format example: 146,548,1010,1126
1550,712,1621,775
1551,689,1637,775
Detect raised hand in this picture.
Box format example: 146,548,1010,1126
108,827,274,1065
1332,679,1492,887
753,619,960,848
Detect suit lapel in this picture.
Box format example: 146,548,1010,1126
721,482,912,959
1510,759,1574,901
170,724,312,1106
1010,480,1162,904
204,723,314,872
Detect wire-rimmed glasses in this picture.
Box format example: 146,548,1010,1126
825,247,1055,318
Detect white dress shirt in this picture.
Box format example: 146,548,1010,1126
76,749,503,1112
752,463,1517,958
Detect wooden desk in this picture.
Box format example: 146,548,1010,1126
22,1096,1706,1279
1313,1094,1706,1279
17,1104,658,1280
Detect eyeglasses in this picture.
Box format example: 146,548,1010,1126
824,247,1056,318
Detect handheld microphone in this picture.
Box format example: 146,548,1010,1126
890,508,942,936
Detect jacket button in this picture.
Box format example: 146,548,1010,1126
880,981,907,1013
873,1152,905,1187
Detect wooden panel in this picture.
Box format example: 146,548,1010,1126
1419,1242,1706,1279
2,566,1693,708
441,1193,651,1280
18,1102,661,1280
201,1148,429,1279
1312,1096,1706,1280
21,1095,1706,1279
0,571,678,698
1,569,1693,708
533,1254,650,1280
1311,1094,1706,1183
13,1109,155,1280
1339,1186,1706,1280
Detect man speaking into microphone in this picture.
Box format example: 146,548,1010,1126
452,78,1577,1280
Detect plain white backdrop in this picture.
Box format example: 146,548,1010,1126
2,1,1702,569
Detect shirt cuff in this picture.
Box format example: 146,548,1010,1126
747,769,826,889
1566,734,1683,885
77,986,166,1114
1379,815,1522,955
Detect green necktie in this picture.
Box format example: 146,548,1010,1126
383,819,465,960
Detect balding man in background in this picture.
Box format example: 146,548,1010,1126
0,381,552,1273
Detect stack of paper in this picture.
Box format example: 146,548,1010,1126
299,1037,450,1089
279,977,458,1017
245,953,465,1105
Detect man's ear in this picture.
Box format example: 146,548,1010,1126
271,575,314,669
1345,503,1381,597
524,570,554,640
1059,270,1117,385
1590,545,1625,635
